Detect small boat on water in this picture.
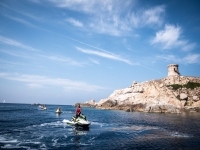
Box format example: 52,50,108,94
3,100,5,103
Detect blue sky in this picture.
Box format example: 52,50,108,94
0,0,199,105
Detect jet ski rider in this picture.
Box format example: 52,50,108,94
74,104,81,122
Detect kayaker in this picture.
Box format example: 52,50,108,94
74,104,81,122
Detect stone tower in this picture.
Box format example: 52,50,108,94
168,64,180,76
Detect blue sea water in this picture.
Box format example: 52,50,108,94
0,103,200,150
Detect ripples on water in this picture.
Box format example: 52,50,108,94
0,103,200,150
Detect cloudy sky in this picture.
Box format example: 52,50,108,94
0,0,199,105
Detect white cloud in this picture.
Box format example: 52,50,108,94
151,24,183,49
157,54,182,63
157,54,200,64
47,0,125,14
2,3,45,23
142,5,165,26
2,1,166,37
0,73,7,77
0,49,33,59
66,18,83,27
151,24,196,51
89,58,100,65
181,43,196,51
0,59,27,67
129,5,165,28
46,0,165,36
76,47,134,65
5,15,39,28
183,54,200,64
41,55,86,66
27,83,43,88
90,15,132,36
0,36,40,51
0,73,106,92
90,5,165,36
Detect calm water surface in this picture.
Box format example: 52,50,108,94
0,103,200,150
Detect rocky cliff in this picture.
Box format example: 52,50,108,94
78,75,200,113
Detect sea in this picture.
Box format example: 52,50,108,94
0,103,200,150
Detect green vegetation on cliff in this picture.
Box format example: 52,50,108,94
167,82,200,90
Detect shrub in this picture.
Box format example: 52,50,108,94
167,84,182,90
184,82,200,89
167,82,200,90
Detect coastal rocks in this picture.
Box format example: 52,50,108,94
78,64,200,114
103,103,146,112
180,93,188,100
100,99,117,107
182,106,200,113
94,75,200,113
123,88,132,94
85,99,96,105
193,96,199,102
129,103,146,112
193,101,200,107
145,104,180,113
133,86,144,93
77,99,97,107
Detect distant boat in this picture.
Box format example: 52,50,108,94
3,100,5,103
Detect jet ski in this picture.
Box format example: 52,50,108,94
63,114,90,127
39,105,47,110
55,110,62,113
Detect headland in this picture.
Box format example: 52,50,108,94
76,64,200,113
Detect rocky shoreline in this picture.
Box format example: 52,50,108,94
76,65,200,114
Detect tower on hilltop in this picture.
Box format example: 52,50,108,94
168,64,180,76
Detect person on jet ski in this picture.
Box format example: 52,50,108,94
56,107,61,112
74,104,81,122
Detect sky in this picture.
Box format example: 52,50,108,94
0,0,200,105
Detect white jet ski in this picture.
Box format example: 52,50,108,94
55,109,62,114
56,111,62,113
63,114,90,127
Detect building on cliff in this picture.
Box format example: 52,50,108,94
168,64,180,76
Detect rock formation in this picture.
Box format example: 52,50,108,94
77,64,200,113
77,99,97,107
